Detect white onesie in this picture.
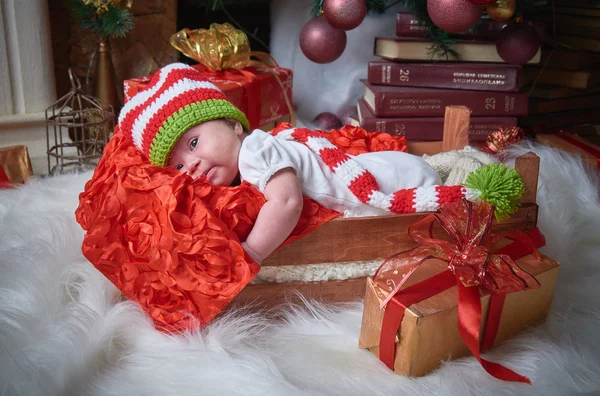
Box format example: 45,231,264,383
238,129,441,217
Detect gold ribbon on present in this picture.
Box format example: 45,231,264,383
0,145,33,184
170,23,295,127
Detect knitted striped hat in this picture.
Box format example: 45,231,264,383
118,63,250,167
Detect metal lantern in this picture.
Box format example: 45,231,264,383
46,69,115,175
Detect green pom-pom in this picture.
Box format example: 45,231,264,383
464,164,525,222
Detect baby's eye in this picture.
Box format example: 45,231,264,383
190,138,198,150
175,164,183,171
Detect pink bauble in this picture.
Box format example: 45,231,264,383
314,112,342,130
496,23,541,64
299,16,347,64
427,0,485,33
323,0,367,31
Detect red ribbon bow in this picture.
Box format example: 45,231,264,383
373,199,546,384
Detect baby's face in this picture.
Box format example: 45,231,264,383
168,119,243,186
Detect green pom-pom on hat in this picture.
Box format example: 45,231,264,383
464,164,525,222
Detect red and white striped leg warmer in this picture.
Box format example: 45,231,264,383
285,128,479,214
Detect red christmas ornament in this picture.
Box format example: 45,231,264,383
427,0,485,33
299,16,347,64
496,23,541,64
323,0,367,31
486,0,515,21
314,112,342,130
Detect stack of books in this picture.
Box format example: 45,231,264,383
522,2,600,132
351,12,543,147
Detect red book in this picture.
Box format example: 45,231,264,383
374,36,541,64
362,81,529,117
356,99,517,141
367,61,523,92
396,13,547,40
547,0,600,7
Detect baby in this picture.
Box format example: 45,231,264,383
119,63,440,264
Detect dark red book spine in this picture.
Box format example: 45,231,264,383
367,61,522,92
396,13,546,40
361,118,519,141
359,103,518,141
367,86,529,117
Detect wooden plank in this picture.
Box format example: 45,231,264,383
515,152,540,205
407,141,442,156
239,151,541,310
442,106,471,152
233,277,368,309
263,203,538,266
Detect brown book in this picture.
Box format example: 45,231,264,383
557,124,600,136
396,13,547,41
362,80,529,117
356,99,518,141
374,37,541,64
396,13,505,39
526,84,600,99
534,13,600,28
520,109,600,131
539,5,600,16
523,67,600,89
551,24,600,39
540,49,600,70
554,36,600,52
529,93,600,113
367,61,523,92
551,0,600,7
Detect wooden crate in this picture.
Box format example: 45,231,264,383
232,108,541,309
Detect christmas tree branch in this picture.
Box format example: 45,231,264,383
64,0,133,40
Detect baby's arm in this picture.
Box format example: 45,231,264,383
242,168,303,264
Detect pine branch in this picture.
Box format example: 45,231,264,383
193,0,548,60
64,0,133,40
98,5,134,38
311,0,324,17
400,0,458,59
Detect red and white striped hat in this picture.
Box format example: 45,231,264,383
118,63,249,167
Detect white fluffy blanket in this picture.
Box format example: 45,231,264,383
1,141,599,396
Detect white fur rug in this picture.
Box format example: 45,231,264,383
1,141,600,396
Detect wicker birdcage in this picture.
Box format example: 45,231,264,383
46,69,115,175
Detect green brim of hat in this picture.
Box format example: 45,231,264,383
149,99,250,167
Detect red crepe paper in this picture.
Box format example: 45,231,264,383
76,124,407,332
0,167,11,189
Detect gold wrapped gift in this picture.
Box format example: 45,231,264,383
170,23,295,127
0,145,33,184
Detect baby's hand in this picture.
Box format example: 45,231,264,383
241,241,263,265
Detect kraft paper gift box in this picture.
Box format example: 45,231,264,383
358,201,559,382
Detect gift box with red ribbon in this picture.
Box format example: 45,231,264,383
358,199,559,384
0,145,33,188
123,64,293,131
